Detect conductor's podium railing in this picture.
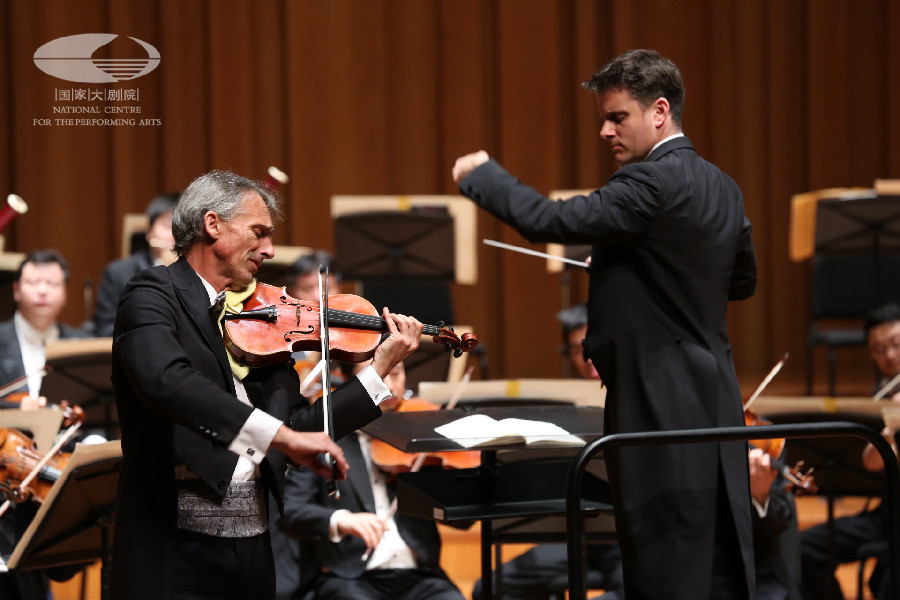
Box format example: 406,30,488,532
565,422,900,600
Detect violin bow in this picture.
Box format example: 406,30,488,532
0,420,82,521
483,239,589,268
0,368,47,398
873,372,900,401
362,366,475,562
318,265,340,500
743,353,789,412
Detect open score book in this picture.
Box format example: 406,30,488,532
434,414,585,449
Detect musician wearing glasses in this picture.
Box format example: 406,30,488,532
800,302,900,600
109,170,422,600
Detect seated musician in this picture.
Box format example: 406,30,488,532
288,249,342,302
0,249,88,599
472,304,625,600
279,360,466,600
801,302,900,600
748,446,802,600
93,193,178,337
0,249,89,406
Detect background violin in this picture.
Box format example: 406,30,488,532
0,427,69,504
368,397,481,474
224,282,478,366
5,392,85,429
744,408,817,495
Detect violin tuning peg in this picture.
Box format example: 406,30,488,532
453,347,463,359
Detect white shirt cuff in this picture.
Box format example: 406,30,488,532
356,365,392,405
329,509,351,542
752,495,770,518
229,408,283,465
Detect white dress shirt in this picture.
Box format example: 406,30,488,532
197,276,390,480
13,311,59,397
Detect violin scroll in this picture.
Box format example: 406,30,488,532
431,325,479,359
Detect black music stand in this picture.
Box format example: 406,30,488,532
43,339,117,440
814,193,900,255
335,209,456,280
8,441,121,600
362,404,607,600
335,209,457,326
810,192,900,308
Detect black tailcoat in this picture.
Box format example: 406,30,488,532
110,258,381,599
458,136,758,599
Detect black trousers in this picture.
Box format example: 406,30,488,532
166,529,275,600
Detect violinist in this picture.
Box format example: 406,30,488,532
748,447,801,600
801,302,900,600
109,170,424,600
280,359,465,600
0,249,88,599
288,249,341,303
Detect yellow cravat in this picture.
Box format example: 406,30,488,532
217,279,257,380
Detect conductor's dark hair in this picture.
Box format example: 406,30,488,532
865,302,900,336
583,49,685,128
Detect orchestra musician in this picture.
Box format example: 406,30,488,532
748,446,801,600
472,304,624,600
800,302,900,600
452,49,758,599
288,250,341,302
280,359,465,600
0,249,88,599
109,170,424,600
93,192,178,337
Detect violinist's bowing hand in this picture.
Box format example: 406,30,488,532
336,512,387,552
452,150,490,183
372,307,423,380
748,447,777,505
19,395,47,411
269,426,349,480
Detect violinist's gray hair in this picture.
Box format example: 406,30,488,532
172,170,282,257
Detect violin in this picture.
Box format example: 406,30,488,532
223,282,478,366
744,408,818,495
5,392,86,428
368,397,481,474
0,427,69,504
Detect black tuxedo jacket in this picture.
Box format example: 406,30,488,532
110,258,381,600
459,136,758,599
280,433,445,580
93,250,154,337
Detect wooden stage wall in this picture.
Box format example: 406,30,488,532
1,0,899,388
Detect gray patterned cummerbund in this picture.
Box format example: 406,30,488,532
175,480,267,538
